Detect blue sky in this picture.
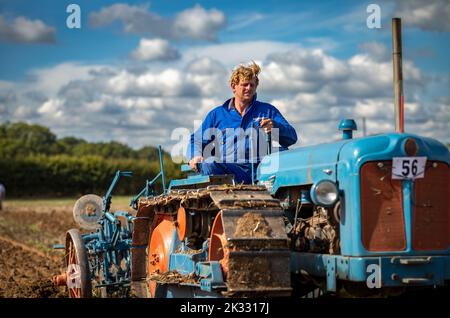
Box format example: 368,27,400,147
1,0,449,78
0,0,449,155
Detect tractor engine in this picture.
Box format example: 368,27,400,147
293,206,339,255
277,187,339,255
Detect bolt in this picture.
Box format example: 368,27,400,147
391,273,399,281
149,253,159,265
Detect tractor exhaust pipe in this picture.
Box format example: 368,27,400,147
392,17,404,133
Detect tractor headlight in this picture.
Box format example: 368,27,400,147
310,180,339,207
259,175,276,191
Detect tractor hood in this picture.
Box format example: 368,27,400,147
257,139,350,193
257,132,450,194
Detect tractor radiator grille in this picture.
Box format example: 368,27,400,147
412,162,450,251
360,161,406,251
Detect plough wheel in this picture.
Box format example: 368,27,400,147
208,211,230,278
65,229,92,298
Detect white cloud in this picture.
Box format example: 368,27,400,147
359,42,390,62
185,57,228,97
89,3,226,41
173,5,225,40
89,3,170,35
394,0,450,32
183,41,301,69
130,38,180,62
0,14,55,44
260,45,424,102
38,99,64,118
354,99,390,118
260,49,349,95
1,41,448,150
28,62,105,96
13,105,37,119
106,68,201,97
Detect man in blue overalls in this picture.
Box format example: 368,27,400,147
187,62,297,184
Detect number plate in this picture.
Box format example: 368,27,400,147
392,157,427,179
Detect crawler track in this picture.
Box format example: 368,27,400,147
131,185,291,297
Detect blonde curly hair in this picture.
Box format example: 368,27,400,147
230,61,261,86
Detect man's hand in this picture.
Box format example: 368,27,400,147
189,156,204,171
259,118,274,133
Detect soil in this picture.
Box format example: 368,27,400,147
0,204,76,298
148,271,199,285
234,212,272,238
174,245,203,255
0,238,67,298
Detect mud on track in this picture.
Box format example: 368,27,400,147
0,205,76,298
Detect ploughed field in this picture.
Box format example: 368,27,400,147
0,198,447,298
0,198,129,298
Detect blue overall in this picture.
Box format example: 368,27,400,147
187,95,298,184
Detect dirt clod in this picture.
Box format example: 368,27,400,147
234,212,272,238
148,271,199,285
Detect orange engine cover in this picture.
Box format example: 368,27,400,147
360,161,406,251
412,162,450,251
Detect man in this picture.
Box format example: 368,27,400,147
0,183,5,211
187,62,297,184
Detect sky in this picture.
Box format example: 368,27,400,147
0,0,449,159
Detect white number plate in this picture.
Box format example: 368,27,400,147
392,157,427,179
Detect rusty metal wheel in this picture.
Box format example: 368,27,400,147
208,211,230,279
147,219,176,297
65,229,92,298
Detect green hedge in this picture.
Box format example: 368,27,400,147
0,154,181,197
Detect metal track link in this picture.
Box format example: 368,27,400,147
133,185,291,297
208,186,291,297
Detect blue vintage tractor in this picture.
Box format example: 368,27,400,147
257,123,450,296
52,18,450,298
53,125,450,298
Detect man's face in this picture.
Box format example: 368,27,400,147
232,77,257,104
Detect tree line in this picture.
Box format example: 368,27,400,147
0,122,182,197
